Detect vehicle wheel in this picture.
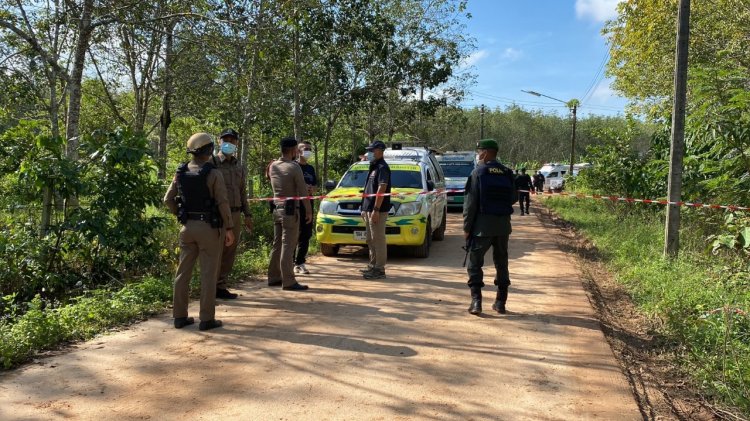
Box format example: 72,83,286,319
411,220,432,258
320,243,339,257
432,207,447,241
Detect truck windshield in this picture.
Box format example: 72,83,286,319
440,163,474,177
339,170,422,189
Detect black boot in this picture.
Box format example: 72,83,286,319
492,287,508,314
468,287,482,315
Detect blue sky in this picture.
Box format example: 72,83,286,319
458,0,627,117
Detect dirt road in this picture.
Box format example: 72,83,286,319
0,211,640,420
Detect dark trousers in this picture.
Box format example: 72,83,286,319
467,235,511,289
294,203,313,265
519,192,530,212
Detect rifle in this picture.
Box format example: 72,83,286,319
461,173,479,268
462,236,473,267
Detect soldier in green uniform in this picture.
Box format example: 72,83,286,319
462,139,517,315
164,133,235,331
211,128,253,299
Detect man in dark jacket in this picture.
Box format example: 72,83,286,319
463,139,517,315
515,168,534,215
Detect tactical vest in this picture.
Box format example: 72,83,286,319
175,162,222,227
476,161,515,215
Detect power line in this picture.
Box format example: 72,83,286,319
580,52,610,103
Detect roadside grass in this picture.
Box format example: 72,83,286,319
0,277,171,369
0,225,275,370
544,197,750,413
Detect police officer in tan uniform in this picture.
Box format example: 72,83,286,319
211,128,253,299
267,137,312,291
164,133,235,331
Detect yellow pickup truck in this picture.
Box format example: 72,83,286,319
316,147,448,258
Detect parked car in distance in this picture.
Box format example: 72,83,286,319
316,145,448,258
539,163,567,191
436,151,475,210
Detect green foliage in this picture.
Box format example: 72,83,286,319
575,123,666,199
0,277,172,369
0,127,167,305
545,197,750,413
71,129,166,276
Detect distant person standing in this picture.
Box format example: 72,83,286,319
515,168,533,215
294,141,317,275
164,133,235,331
360,140,391,280
268,137,313,291
534,171,545,194
463,139,517,315
211,128,253,299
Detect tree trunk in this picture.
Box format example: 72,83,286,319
293,16,302,141
65,0,94,159
158,20,175,180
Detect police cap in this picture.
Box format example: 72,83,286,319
220,128,239,140
476,139,499,150
280,137,298,148
366,140,387,151
186,133,214,152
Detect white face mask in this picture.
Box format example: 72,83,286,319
301,150,313,159
366,151,375,161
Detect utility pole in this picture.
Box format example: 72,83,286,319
569,102,577,177
664,0,691,257
480,104,485,139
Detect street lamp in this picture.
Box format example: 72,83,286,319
522,90,579,177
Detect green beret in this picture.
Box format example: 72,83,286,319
476,139,498,150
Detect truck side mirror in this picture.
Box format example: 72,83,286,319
324,180,336,191
426,180,435,191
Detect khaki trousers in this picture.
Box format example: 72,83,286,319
173,220,224,321
217,211,243,289
268,208,300,287
365,211,387,271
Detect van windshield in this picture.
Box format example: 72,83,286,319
339,169,422,189
440,163,474,178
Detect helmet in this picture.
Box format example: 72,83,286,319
186,133,214,154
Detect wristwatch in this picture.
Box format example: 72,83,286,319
373,207,380,211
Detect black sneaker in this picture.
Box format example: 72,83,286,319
282,282,309,291
199,319,223,331
363,269,386,279
174,317,195,329
216,288,238,299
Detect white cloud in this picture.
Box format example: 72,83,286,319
575,0,621,22
502,47,522,61
589,80,621,103
461,50,489,68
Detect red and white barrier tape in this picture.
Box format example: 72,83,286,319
534,190,750,212
249,188,748,212
248,188,454,202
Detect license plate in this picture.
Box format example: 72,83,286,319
353,231,367,241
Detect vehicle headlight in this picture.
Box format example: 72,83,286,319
319,200,337,215
396,201,422,216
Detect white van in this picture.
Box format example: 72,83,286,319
539,163,568,191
